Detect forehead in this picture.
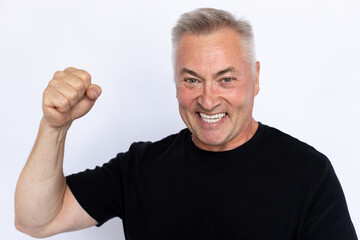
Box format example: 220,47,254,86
175,28,245,73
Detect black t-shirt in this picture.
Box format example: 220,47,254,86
66,123,357,239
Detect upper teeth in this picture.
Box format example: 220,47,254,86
199,112,226,123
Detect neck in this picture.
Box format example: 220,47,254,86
192,118,259,152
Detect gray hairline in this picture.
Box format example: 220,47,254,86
171,34,256,72
171,9,257,75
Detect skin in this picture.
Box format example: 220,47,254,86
14,67,100,237
15,27,260,238
175,28,260,151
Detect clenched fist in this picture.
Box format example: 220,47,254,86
42,67,102,129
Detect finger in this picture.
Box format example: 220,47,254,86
53,70,88,106
63,67,77,73
42,104,71,128
85,84,102,101
53,70,66,79
43,88,71,113
61,75,87,100
48,79,82,108
70,95,96,120
63,68,91,89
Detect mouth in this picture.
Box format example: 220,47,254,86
198,112,227,123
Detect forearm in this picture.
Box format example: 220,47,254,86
15,117,71,233
15,68,101,237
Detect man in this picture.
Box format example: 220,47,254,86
15,8,357,239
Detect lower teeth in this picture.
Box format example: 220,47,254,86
199,113,226,123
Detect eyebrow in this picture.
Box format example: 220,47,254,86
180,67,236,79
180,68,203,79
214,67,235,78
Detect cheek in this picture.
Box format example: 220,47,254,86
225,85,254,108
225,88,245,104
176,87,197,108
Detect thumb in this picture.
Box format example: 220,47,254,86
70,84,101,120
86,84,102,101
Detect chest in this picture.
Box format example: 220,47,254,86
122,158,304,240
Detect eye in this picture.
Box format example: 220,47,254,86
219,77,236,88
185,78,198,83
183,77,201,89
222,77,233,83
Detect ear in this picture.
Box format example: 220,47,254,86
175,78,179,99
254,61,260,96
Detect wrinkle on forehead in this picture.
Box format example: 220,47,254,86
175,28,246,78
178,46,244,78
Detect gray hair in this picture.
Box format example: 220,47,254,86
172,8,256,71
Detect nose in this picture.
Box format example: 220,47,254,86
197,82,221,111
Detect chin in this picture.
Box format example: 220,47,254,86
194,133,228,149
201,136,224,146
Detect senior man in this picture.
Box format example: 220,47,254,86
15,8,357,240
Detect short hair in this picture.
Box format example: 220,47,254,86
172,8,256,70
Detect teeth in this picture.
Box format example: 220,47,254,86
199,112,226,123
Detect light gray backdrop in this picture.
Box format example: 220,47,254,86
1,0,359,239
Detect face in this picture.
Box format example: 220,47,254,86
175,28,260,151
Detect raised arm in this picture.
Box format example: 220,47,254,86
15,67,102,238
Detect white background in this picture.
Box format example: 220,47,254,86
0,0,359,239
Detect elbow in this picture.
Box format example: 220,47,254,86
14,218,49,239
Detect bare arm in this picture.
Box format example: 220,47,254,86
15,67,101,238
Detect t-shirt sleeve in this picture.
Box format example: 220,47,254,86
301,159,358,239
66,152,127,226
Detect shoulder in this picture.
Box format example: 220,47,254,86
125,128,189,160
260,123,327,158
259,123,331,176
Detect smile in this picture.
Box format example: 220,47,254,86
199,112,226,123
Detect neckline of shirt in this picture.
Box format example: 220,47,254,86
185,121,264,157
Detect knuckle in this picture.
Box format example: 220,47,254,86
70,89,79,100
43,87,51,96
67,90,80,106
78,71,91,86
64,67,76,72
48,79,58,88
53,70,64,79
79,71,91,81
72,80,86,92
58,98,70,112
42,90,49,101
